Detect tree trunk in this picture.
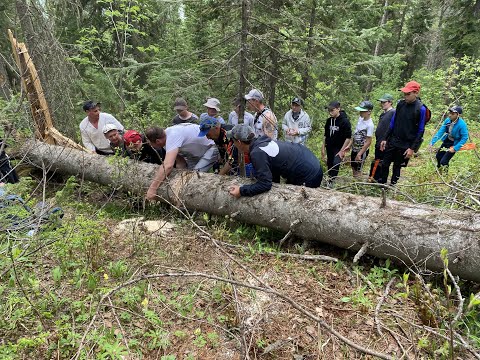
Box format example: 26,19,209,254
21,141,480,283
394,0,409,54
300,0,317,100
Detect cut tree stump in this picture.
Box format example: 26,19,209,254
21,141,480,282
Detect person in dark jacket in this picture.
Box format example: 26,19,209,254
379,81,427,185
228,125,323,197
368,94,396,182
0,139,19,184
321,101,352,185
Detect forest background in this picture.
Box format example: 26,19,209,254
1,0,480,359
1,0,480,141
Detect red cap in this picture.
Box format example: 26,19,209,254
400,81,421,93
123,130,142,146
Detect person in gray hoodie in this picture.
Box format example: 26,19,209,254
282,97,311,145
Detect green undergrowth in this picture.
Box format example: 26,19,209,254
1,176,479,359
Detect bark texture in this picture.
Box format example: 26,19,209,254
22,141,480,282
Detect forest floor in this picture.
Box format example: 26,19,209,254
1,178,480,359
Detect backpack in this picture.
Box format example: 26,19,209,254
415,100,432,126
412,100,431,152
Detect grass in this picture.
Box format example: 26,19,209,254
1,160,480,359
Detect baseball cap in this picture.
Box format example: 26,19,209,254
203,98,221,112
198,114,219,137
83,100,101,111
227,124,256,142
102,123,118,134
174,97,188,111
355,100,374,111
378,94,394,102
448,105,463,114
123,130,142,146
325,100,340,111
291,97,303,106
399,81,421,93
244,89,264,102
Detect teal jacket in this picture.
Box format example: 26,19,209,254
430,117,469,152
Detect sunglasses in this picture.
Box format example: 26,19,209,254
403,92,413,96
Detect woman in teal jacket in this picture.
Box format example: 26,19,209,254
429,105,469,168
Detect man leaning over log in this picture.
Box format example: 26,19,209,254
228,124,323,198
145,124,219,200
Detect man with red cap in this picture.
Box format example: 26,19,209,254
379,81,428,185
123,130,165,164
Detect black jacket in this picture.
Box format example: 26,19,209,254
240,136,323,197
385,99,426,150
324,110,352,149
375,108,395,148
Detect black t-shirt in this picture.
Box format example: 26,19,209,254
172,113,199,125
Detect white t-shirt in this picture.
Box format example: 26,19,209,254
352,117,374,152
228,111,255,127
165,124,215,168
79,112,124,153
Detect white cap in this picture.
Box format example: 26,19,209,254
244,89,264,102
103,123,118,134
203,98,221,112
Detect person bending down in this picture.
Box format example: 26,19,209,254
228,124,323,198
145,124,219,200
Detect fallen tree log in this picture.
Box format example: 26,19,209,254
21,141,480,282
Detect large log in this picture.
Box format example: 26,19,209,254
22,141,480,282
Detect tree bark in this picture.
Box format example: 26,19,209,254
300,0,316,100
21,141,480,283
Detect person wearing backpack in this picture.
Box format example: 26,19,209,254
351,100,375,177
428,105,469,170
379,81,430,185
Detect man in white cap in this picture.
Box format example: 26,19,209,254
244,89,278,140
201,98,225,124
103,123,126,155
80,100,124,155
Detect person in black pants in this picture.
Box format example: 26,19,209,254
369,94,396,182
380,81,428,185
321,101,352,186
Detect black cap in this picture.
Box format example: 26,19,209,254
291,97,304,106
325,100,340,110
83,100,100,111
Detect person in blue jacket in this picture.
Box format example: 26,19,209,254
228,124,323,197
428,105,469,168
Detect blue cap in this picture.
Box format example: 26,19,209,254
448,105,463,114
198,114,219,137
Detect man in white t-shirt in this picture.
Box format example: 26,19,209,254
145,124,219,200
351,101,375,177
79,100,124,155
228,98,255,127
